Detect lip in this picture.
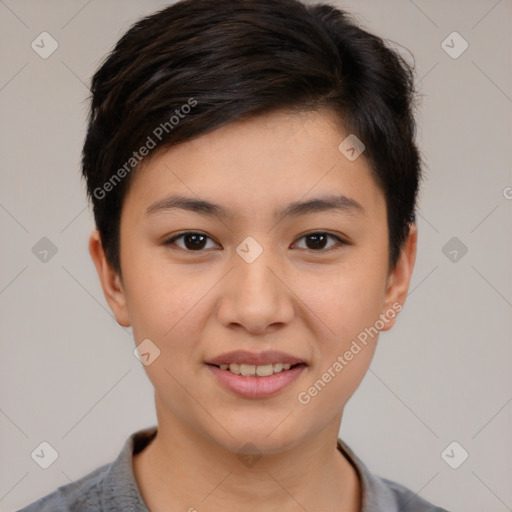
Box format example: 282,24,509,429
206,363,307,399
205,350,306,366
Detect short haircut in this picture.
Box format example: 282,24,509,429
82,0,422,275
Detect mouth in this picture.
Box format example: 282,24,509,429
204,349,308,398
205,361,307,399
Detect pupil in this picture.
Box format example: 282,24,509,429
307,233,326,250
185,234,206,250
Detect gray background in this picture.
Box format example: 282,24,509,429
1,1,511,511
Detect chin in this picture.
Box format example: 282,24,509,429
206,423,303,456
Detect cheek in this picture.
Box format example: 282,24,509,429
125,268,212,401
298,260,388,347
294,271,383,415
123,258,209,350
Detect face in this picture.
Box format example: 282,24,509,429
90,109,417,455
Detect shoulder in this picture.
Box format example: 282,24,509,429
16,462,110,511
337,438,451,512
378,476,451,512
17,427,155,512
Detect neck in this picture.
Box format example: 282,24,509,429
133,396,361,512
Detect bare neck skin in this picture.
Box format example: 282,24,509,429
132,394,362,512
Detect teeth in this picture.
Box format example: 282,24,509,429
256,364,273,377
229,363,240,374
217,362,296,376
240,364,255,376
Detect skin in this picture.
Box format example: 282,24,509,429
89,108,417,512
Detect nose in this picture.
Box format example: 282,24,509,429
215,249,295,335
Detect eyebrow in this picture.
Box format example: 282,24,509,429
145,193,364,220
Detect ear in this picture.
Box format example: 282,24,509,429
88,229,131,327
380,223,418,332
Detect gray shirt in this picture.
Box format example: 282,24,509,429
18,426,450,511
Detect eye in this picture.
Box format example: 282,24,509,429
163,231,220,251
163,231,347,253
292,232,347,252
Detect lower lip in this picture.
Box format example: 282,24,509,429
206,364,307,399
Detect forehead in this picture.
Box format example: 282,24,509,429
122,109,384,221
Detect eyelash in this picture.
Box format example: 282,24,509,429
163,231,348,253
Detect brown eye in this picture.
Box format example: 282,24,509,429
164,232,219,251
293,232,346,252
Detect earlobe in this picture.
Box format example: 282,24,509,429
380,223,418,332
88,229,131,327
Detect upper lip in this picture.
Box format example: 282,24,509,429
205,350,306,367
